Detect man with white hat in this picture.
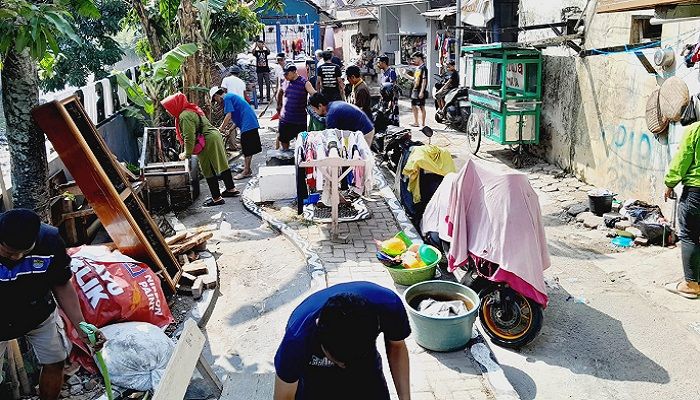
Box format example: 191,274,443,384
211,87,261,179
221,65,247,99
326,47,343,68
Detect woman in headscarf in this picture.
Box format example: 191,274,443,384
161,92,239,207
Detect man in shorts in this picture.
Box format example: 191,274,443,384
276,65,317,150
0,209,105,400
211,87,262,179
404,52,428,127
273,281,411,400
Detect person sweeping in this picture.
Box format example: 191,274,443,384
161,92,240,207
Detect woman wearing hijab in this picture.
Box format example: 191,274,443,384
161,92,239,207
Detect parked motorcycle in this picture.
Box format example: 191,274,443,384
435,87,471,131
431,72,449,98
426,231,544,348
420,159,548,349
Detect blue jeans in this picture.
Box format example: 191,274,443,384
678,189,700,282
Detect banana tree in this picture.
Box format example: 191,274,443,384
115,43,198,127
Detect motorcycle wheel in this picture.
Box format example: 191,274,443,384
435,111,444,124
466,113,482,155
479,286,543,349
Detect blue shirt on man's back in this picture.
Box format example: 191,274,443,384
223,93,259,133
325,102,374,135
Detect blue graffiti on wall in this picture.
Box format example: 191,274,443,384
605,124,657,169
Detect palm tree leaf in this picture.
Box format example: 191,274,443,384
152,42,198,81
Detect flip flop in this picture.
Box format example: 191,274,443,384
409,123,419,127
203,198,225,207
234,173,252,180
664,282,699,299
221,189,241,198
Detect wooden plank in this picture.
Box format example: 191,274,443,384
596,0,692,13
32,98,182,293
165,231,189,245
183,260,209,276
152,319,205,400
171,232,213,255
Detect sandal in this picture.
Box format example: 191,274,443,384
234,173,252,180
221,189,241,198
409,123,419,127
664,282,699,299
203,198,225,207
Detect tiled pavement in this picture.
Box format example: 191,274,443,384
260,181,495,400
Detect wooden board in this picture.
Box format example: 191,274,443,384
152,319,222,400
597,0,694,13
32,97,182,293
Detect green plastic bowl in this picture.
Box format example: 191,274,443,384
384,246,442,286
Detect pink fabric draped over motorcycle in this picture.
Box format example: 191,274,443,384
422,158,550,307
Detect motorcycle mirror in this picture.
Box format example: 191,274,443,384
421,126,434,138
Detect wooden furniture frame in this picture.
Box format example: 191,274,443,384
32,96,182,293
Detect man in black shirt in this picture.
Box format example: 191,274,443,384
316,51,345,102
435,60,460,110
0,209,105,400
252,39,272,101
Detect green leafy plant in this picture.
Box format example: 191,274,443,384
115,43,197,126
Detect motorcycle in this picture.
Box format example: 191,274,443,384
431,72,449,98
435,86,471,131
372,126,413,173
420,159,548,349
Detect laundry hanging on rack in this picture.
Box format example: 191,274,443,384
295,129,375,205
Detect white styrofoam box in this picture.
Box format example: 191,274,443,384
258,166,297,201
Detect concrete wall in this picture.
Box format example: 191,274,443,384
519,0,700,212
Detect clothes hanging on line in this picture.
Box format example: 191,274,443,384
295,129,375,204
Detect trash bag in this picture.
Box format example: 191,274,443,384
637,221,675,246
61,246,174,373
99,322,175,391
621,200,664,224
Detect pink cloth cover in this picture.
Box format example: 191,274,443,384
446,158,550,307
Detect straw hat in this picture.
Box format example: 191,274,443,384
659,76,690,122
646,88,669,134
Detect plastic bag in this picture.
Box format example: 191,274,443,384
62,246,174,372
681,96,698,126
99,322,175,391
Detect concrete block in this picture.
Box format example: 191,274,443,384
191,277,204,299
576,211,594,223
179,272,198,286
582,214,604,229
202,274,217,289
615,220,632,230
183,260,208,276
258,166,297,201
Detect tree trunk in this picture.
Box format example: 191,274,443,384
178,0,211,116
131,0,163,60
0,50,49,219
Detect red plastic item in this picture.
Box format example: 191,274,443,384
61,246,174,372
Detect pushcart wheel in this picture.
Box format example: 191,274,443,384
466,114,482,155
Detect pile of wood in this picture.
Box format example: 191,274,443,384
166,231,217,299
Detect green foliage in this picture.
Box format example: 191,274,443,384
210,2,263,62
40,0,130,92
115,43,197,125
0,0,83,62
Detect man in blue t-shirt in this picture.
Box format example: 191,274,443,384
274,281,411,400
211,87,262,179
309,93,375,146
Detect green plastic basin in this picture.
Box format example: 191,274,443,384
403,280,481,352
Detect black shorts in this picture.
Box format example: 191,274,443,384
241,129,262,156
278,122,306,144
411,98,426,107
321,89,342,102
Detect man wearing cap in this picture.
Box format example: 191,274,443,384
221,66,247,99
211,87,262,179
0,209,106,400
276,65,317,150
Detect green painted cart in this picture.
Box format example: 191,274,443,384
462,43,543,168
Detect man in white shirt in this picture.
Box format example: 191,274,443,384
221,66,247,99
